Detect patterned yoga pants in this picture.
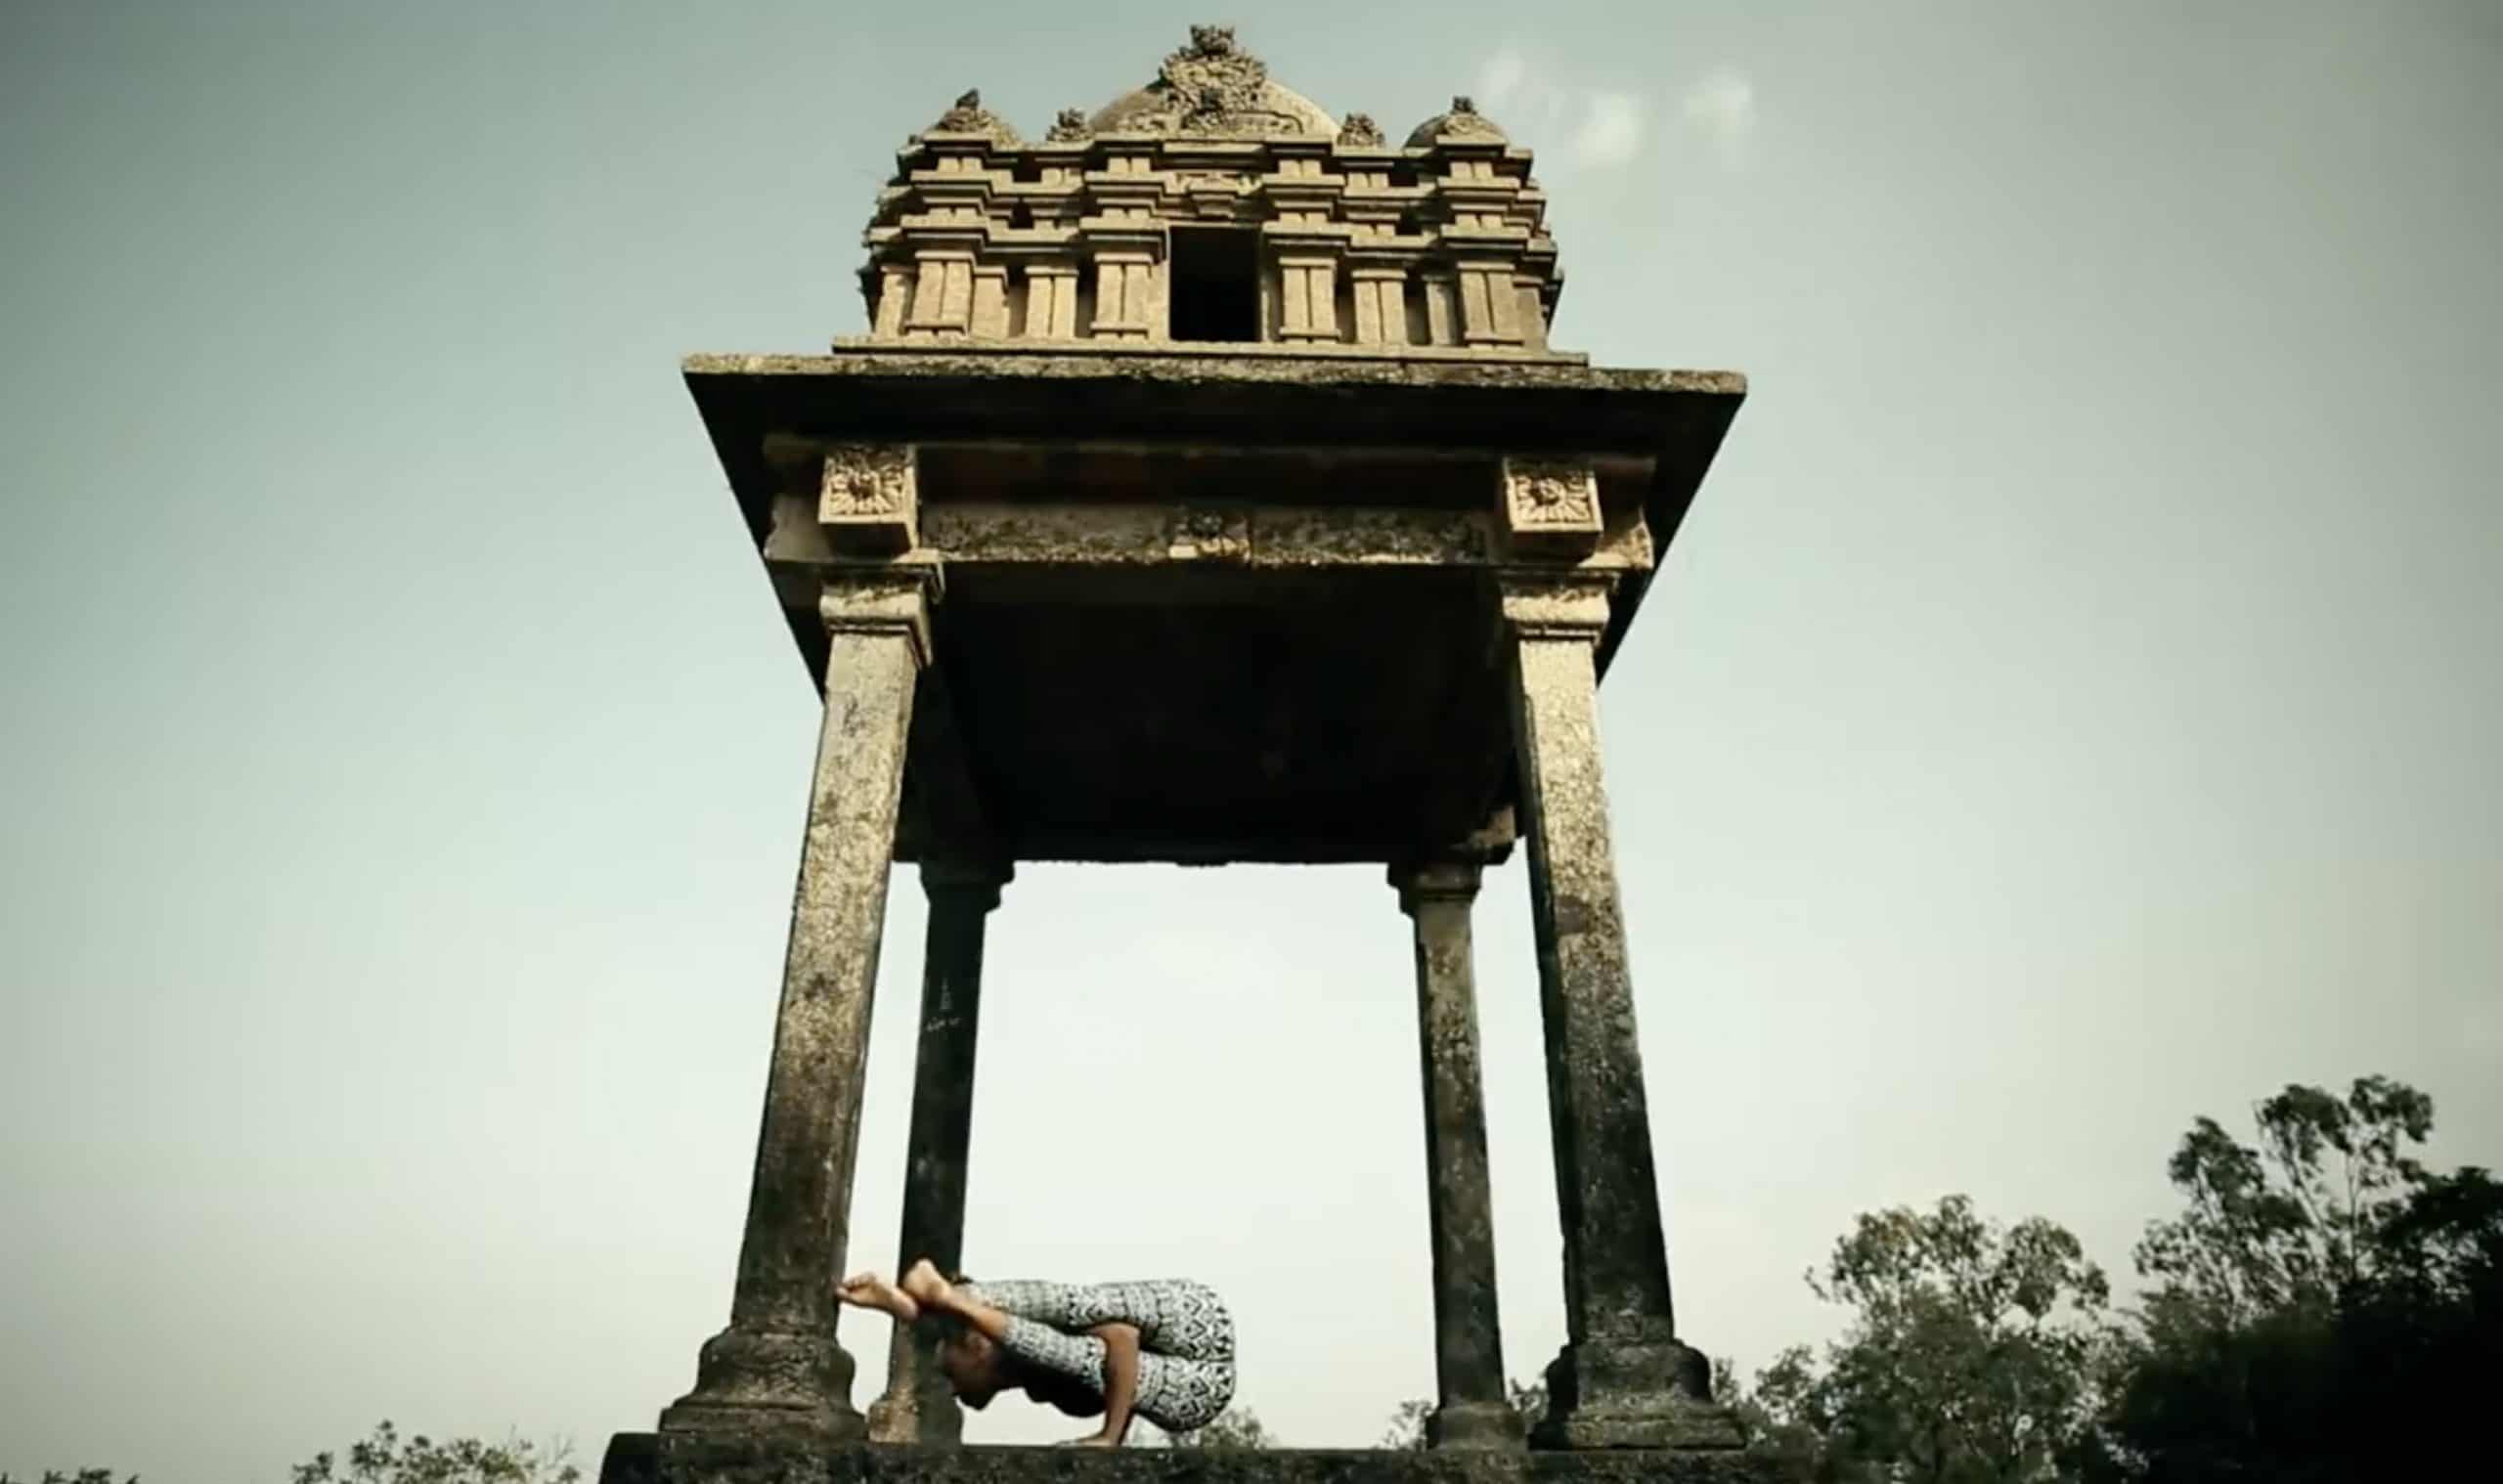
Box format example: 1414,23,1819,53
958,1278,1237,1433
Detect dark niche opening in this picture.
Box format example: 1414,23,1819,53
1168,228,1261,344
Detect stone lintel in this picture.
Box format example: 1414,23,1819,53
768,502,1651,577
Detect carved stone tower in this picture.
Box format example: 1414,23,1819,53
604,22,1757,1484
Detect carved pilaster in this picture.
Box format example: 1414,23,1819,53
1421,270,1460,347
871,264,913,339
969,264,1011,339
1349,264,1410,346
1276,250,1340,343
1457,257,1520,346
1023,263,1080,339
903,250,976,337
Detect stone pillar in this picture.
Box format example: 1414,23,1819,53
1390,857,1522,1451
1498,575,1737,1451
658,574,934,1441
865,859,1011,1445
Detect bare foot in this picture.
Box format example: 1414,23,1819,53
900,1257,952,1309
836,1271,919,1322
1064,1433,1120,1448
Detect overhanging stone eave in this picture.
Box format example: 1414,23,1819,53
681,347,1746,688
682,347,1743,505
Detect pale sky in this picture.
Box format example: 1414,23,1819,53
4,2,2499,1479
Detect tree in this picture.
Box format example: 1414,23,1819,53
2089,1077,2503,1483
1746,1195,2111,1484
1377,1376,1547,1449
288,1422,580,1484
1139,1406,1274,1449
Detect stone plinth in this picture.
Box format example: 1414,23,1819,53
600,1438,1794,1484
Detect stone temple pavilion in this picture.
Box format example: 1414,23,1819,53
601,22,1765,1484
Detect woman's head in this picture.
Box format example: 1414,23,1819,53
930,1315,1006,1407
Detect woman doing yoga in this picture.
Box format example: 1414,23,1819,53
838,1259,1236,1447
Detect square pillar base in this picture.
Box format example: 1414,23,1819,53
1426,1400,1525,1451
656,1324,862,1444
1530,1341,1744,1452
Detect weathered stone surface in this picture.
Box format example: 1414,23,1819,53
601,1438,1800,1484
660,580,931,1439
1407,96,1510,149
1496,458,1603,559
867,862,1009,1445
819,445,920,556
855,26,1586,352
1391,857,1519,1451
1500,576,1736,1450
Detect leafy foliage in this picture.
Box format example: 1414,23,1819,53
1741,1195,2111,1483
287,1422,580,1484
2086,1077,2503,1483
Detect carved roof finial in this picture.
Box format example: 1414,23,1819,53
925,87,1022,145
1337,112,1385,148
1406,94,1509,147
1045,107,1091,143
1089,23,1338,140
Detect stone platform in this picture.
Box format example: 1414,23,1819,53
599,1437,1794,1484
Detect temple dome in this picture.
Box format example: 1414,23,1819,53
1082,23,1336,139
1405,96,1509,148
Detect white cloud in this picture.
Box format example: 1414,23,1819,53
1570,91,1647,168
1478,47,1528,109
1469,45,1654,172
1680,66,1758,161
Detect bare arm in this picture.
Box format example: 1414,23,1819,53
1087,1323,1143,1446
